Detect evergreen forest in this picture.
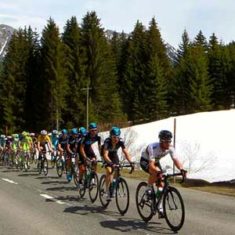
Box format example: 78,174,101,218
1,11,235,134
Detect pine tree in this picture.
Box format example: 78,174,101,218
40,18,68,130
186,45,212,112
0,28,34,133
80,11,124,125
23,27,41,131
124,21,149,122
172,30,191,114
208,33,230,109
145,18,168,120
62,16,87,127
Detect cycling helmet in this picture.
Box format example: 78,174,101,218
12,134,19,139
89,122,97,129
1,134,5,138
110,126,121,137
71,128,78,135
158,130,172,141
61,129,68,135
79,127,87,136
52,130,58,135
22,131,28,136
40,130,47,135
30,132,35,137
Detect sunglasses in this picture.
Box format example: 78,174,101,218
161,140,172,143
90,129,97,132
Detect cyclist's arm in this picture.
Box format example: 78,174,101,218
80,143,87,160
122,148,132,163
57,143,64,153
173,158,183,171
67,143,73,154
103,148,112,164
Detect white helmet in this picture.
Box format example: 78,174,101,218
40,130,47,135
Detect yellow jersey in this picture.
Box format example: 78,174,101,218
38,135,51,145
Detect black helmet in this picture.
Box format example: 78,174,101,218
158,130,172,141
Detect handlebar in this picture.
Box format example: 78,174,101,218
163,170,187,183
111,162,135,174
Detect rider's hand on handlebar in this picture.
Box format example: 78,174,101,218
180,169,187,178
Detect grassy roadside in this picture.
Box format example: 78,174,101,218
97,165,235,197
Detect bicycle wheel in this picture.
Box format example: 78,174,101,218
79,173,87,198
73,166,79,187
89,172,99,203
136,182,154,223
116,177,130,215
163,186,185,232
24,158,29,171
43,158,48,176
38,159,42,174
99,174,110,208
56,158,64,177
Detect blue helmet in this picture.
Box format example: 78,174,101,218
79,127,87,136
71,128,78,135
89,122,97,129
61,129,68,135
110,126,121,137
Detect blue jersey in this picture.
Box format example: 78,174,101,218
51,135,58,149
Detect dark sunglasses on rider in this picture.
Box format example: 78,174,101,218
161,139,172,143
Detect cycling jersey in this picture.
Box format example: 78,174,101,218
51,135,58,150
81,133,101,158
38,135,51,145
141,142,176,162
12,139,19,151
21,136,32,151
103,137,125,164
58,135,68,150
140,142,177,172
67,135,79,153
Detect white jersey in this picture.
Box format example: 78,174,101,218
141,142,177,162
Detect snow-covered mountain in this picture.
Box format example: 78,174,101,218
0,24,15,60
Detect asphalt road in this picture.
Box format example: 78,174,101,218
0,164,235,235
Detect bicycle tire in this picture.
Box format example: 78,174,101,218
89,172,99,203
163,186,185,232
73,166,79,187
136,181,154,223
38,159,42,174
79,173,87,198
99,174,110,208
43,158,48,176
116,177,130,215
56,158,64,177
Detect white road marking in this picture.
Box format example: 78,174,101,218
56,200,66,205
40,194,54,199
40,194,66,205
2,178,18,184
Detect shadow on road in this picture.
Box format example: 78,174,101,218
100,218,173,234
46,186,77,192
63,204,113,216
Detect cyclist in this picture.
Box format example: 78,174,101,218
66,128,79,181
57,129,69,177
50,130,59,165
103,126,133,201
77,127,87,187
140,130,186,218
37,130,53,159
79,122,101,187
20,131,33,166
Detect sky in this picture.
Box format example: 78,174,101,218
98,109,235,183
1,0,235,48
